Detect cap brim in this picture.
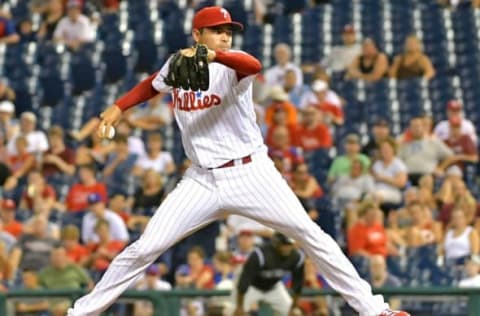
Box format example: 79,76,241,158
201,21,244,31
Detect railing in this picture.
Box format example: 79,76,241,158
1,287,479,315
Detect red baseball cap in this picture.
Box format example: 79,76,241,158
193,6,243,31
447,100,462,111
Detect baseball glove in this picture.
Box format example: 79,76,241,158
164,44,210,91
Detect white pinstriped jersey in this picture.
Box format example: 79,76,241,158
152,52,267,168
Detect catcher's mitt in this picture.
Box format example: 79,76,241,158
164,44,210,91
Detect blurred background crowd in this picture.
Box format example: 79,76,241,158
0,0,477,315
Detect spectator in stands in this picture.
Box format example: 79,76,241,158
0,199,22,238
434,100,477,144
264,86,298,128
227,215,274,247
4,135,36,191
303,80,344,125
61,225,89,267
443,116,478,170
0,240,12,284
289,163,324,218
362,118,392,161
268,126,304,177
132,168,164,212
328,133,370,184
42,125,76,179
53,0,95,50
265,43,303,87
7,111,49,155
371,138,408,213
231,230,256,264
441,208,479,265
405,202,442,248
0,218,16,253
398,116,455,185
0,10,20,44
299,77,343,110
175,246,215,289
38,0,65,41
346,38,389,82
265,106,297,148
81,192,129,244
86,219,126,281
133,132,175,177
322,24,361,73
209,251,235,315
103,134,138,195
458,255,480,287
124,93,173,130
331,158,375,217
295,106,332,152
0,100,18,145
15,269,49,315
134,264,172,316
417,174,438,211
65,164,108,213
389,35,435,81
115,119,147,157
283,69,310,108
107,192,130,225
10,215,59,275
0,79,16,103
368,255,402,310
18,18,37,43
39,245,93,316
19,170,57,215
347,201,388,258
75,126,115,166
437,173,477,226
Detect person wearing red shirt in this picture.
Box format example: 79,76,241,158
65,164,108,212
310,80,344,125
19,171,57,212
295,106,332,151
268,126,304,177
0,199,22,238
86,219,125,278
348,202,388,258
61,225,90,267
42,125,76,178
175,246,215,290
443,116,478,170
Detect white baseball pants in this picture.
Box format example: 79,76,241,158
67,152,388,316
243,282,293,315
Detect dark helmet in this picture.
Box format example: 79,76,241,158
271,232,295,246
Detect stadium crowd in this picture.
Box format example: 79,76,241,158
0,0,477,315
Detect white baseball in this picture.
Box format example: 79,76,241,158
101,125,115,139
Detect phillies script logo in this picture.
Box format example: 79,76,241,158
173,89,222,112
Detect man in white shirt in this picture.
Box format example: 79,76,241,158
53,0,95,51
265,43,303,87
433,100,477,144
322,24,362,73
7,111,49,155
81,193,129,244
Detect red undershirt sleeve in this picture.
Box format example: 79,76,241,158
214,51,262,81
115,72,159,111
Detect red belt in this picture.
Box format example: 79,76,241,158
212,155,252,169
